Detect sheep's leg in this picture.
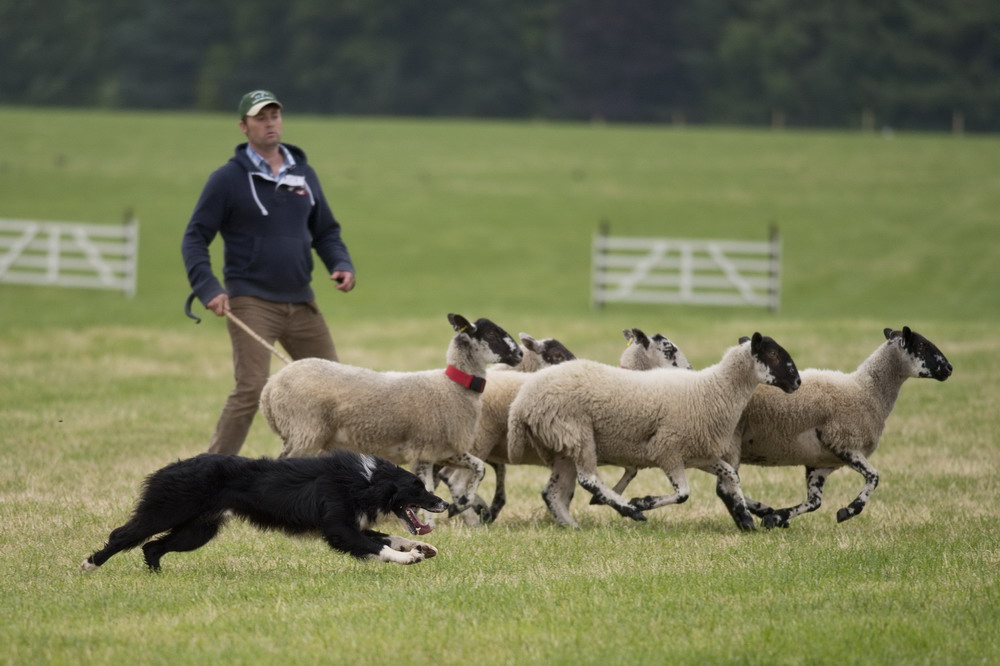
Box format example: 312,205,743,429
745,495,776,518
436,466,489,526
575,451,646,522
413,463,440,529
832,451,878,523
760,467,835,528
437,453,490,522
589,467,638,505
487,462,506,523
541,456,580,528
813,431,880,523
414,462,434,491
628,466,690,511
707,461,756,531
431,464,447,491
724,462,774,520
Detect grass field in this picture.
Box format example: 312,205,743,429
1,108,998,665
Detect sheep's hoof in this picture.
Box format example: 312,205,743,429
736,517,757,532
476,506,494,524
836,507,855,523
487,503,504,523
622,507,646,522
761,513,790,529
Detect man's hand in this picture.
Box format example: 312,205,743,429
331,271,355,292
206,293,230,316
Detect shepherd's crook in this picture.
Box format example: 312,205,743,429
184,292,292,365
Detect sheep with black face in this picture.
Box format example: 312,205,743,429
443,327,694,524
259,313,522,519
507,333,801,530
734,326,953,527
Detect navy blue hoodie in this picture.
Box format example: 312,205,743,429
182,143,354,305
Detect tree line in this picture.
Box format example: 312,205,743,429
2,0,997,132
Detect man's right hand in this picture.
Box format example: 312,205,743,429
206,293,230,317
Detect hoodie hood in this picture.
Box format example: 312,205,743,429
231,142,310,172
232,143,315,215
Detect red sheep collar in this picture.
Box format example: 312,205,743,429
445,365,487,393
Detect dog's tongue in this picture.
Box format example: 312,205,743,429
407,508,433,535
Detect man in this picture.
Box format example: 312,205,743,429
182,89,355,454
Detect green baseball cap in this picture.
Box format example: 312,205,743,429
238,90,282,118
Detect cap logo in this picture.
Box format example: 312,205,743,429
239,89,282,118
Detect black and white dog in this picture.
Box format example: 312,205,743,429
81,452,449,571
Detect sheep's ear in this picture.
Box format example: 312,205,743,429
750,332,763,354
622,329,635,345
448,313,474,334
902,326,913,347
739,336,751,345
520,333,540,353
884,328,905,347
632,328,651,349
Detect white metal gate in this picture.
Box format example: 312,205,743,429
592,226,780,311
0,216,138,297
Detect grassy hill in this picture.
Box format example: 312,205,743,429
2,107,998,332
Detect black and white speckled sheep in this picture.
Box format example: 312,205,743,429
258,313,522,518
507,333,801,529
735,326,953,527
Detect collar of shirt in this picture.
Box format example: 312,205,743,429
245,144,297,180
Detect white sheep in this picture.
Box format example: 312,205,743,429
442,328,691,524
259,313,523,518
493,333,576,373
434,332,576,523
734,326,953,527
589,328,694,503
619,328,692,371
507,333,801,529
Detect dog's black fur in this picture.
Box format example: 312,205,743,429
81,452,449,571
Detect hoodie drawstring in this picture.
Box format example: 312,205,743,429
247,173,269,216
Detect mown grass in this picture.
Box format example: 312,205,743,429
1,108,998,665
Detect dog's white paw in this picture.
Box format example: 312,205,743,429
379,545,429,565
385,536,438,558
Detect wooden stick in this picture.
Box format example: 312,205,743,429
225,311,292,365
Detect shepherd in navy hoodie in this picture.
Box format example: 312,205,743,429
182,89,355,455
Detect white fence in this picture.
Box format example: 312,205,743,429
592,226,780,311
0,216,138,297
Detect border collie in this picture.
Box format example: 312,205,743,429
81,452,449,571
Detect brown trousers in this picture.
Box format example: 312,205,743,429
207,296,338,455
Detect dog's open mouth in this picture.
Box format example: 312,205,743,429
398,506,433,535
